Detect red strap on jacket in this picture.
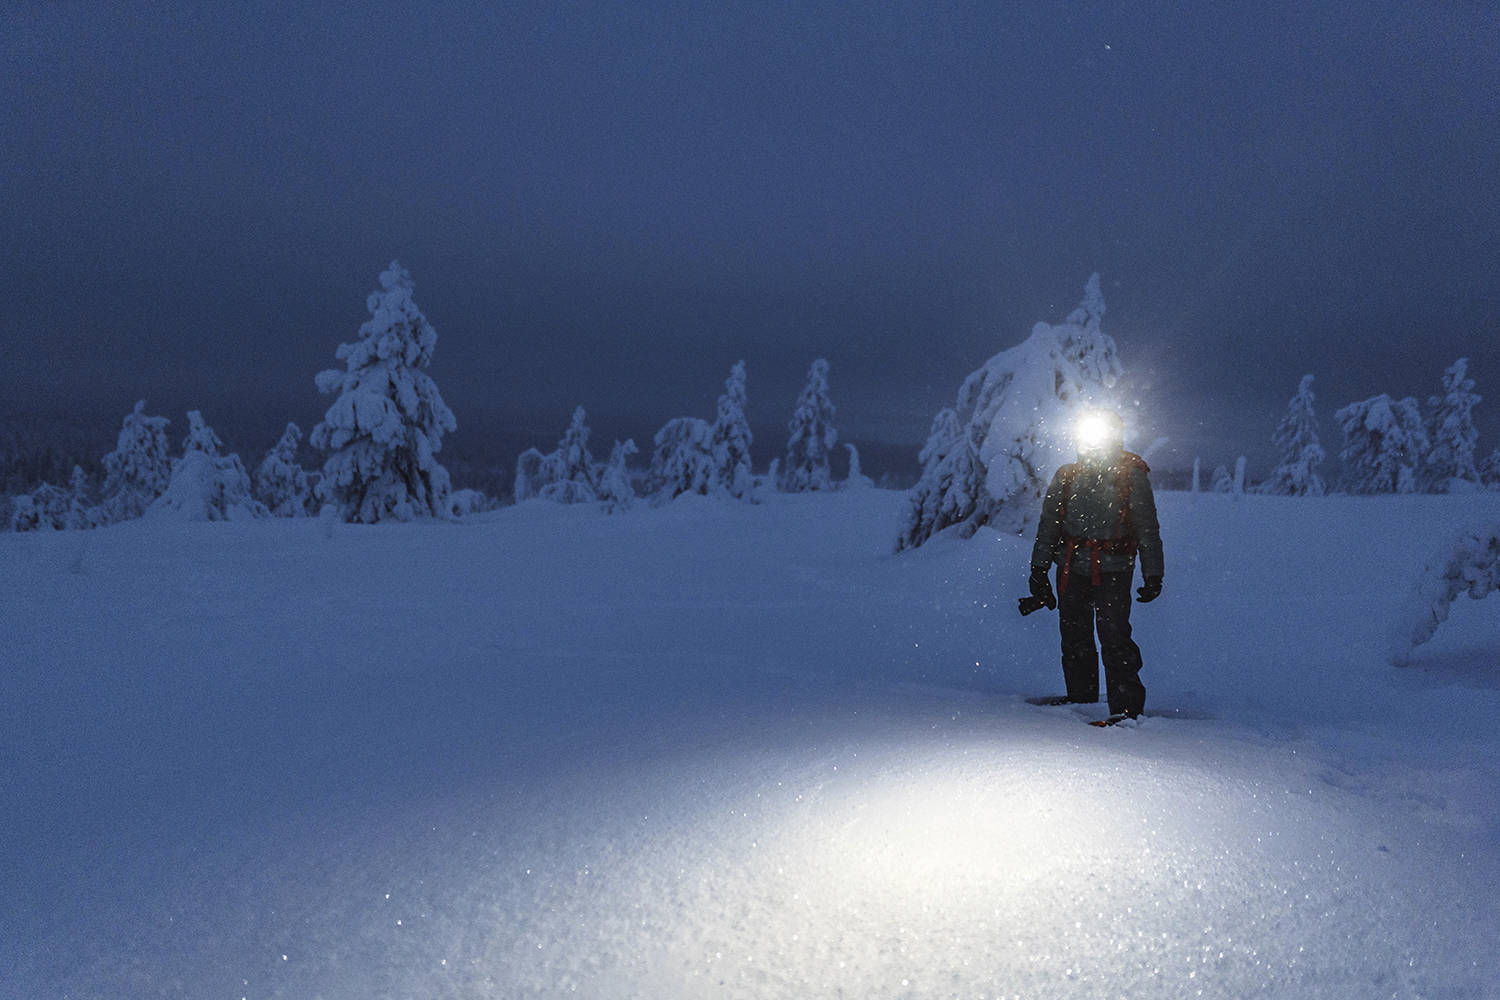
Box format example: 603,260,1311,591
1058,534,1138,596
1054,453,1145,598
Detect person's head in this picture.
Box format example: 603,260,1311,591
1075,408,1124,461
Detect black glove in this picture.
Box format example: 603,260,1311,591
1136,576,1162,603
1029,567,1057,609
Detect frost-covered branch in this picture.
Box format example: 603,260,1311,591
1389,523,1500,666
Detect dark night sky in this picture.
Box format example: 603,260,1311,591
4,1,1498,476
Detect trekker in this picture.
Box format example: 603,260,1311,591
1027,409,1163,721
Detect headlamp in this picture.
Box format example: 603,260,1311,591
1076,412,1115,452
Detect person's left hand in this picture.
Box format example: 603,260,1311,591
1136,576,1162,603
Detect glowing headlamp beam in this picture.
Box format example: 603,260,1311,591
1075,412,1119,451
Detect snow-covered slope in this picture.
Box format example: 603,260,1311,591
3,490,1498,998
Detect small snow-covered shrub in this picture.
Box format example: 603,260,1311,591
512,408,627,509
1482,449,1500,490
1389,523,1500,666
254,423,313,517
448,488,497,516
596,439,639,512
10,483,69,531
647,416,716,502
841,443,873,490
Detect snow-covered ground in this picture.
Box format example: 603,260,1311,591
3,489,1499,999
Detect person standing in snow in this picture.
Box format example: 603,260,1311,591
1026,410,1163,721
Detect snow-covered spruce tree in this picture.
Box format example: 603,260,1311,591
10,481,70,531
895,409,965,544
541,406,598,503
183,410,223,456
98,400,172,523
1211,464,1233,493
1389,523,1500,666
1335,394,1430,494
1261,374,1326,496
895,274,1121,551
596,439,639,512
149,411,268,522
513,447,553,503
647,416,716,501
918,408,962,477
711,360,754,499
311,261,457,523
254,423,312,517
783,358,836,492
1482,449,1500,490
842,442,873,490
1421,358,1482,493
66,465,96,530
512,407,600,504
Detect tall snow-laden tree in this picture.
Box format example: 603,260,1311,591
1261,374,1326,496
98,400,172,523
784,358,837,492
1421,358,1481,492
312,261,457,523
712,360,754,499
896,274,1122,551
647,416,716,501
254,423,312,517
1336,394,1430,494
149,411,267,522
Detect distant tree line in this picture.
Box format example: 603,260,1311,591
11,262,1492,534
5,261,874,532
1227,360,1496,497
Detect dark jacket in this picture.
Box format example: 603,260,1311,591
1030,450,1164,580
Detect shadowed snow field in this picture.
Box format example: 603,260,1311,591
3,490,1499,998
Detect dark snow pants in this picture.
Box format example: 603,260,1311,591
1057,570,1146,717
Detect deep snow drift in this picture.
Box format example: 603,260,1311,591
3,489,1499,999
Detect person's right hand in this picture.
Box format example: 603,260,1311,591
1029,567,1057,610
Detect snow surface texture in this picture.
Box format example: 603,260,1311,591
3,491,1500,999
